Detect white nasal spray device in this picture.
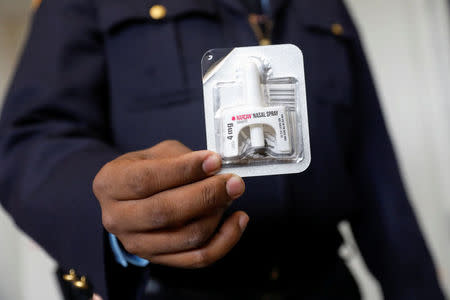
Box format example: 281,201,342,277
221,59,292,158
202,44,311,177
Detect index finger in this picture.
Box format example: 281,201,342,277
103,150,222,200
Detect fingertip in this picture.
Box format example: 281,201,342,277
92,294,103,300
226,175,245,199
202,152,222,175
238,213,249,231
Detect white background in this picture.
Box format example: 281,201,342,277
0,0,449,299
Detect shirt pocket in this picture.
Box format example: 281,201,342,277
96,0,217,109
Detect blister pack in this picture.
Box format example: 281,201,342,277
202,44,311,177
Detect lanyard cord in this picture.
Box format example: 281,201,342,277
260,0,271,15
248,0,273,45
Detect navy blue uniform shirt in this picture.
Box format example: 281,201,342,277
0,0,444,299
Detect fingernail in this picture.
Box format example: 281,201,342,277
226,175,245,199
202,153,222,174
239,215,249,231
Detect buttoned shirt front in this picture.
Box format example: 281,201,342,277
0,0,444,299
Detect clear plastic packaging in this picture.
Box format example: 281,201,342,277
202,44,311,177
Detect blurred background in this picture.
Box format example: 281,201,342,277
0,0,449,299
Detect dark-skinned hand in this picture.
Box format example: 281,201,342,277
93,140,248,268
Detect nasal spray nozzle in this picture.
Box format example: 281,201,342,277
243,61,266,150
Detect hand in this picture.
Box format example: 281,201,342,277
92,294,103,300
93,140,248,268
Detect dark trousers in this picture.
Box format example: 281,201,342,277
144,258,361,300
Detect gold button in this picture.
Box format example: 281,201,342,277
62,269,77,282
331,23,344,36
31,0,42,11
149,4,167,20
73,276,88,289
